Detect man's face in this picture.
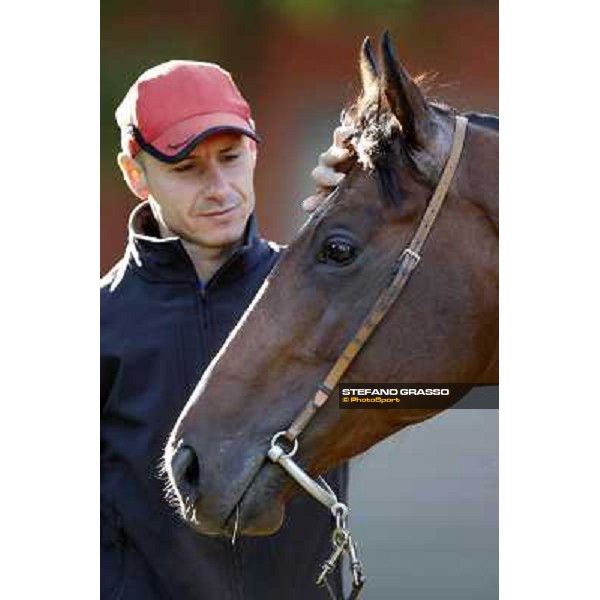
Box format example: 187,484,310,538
141,132,256,249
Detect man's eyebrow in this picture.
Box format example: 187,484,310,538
179,141,242,162
218,144,241,153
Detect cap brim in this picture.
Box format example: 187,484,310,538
148,113,260,163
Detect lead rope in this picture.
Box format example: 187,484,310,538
268,116,469,600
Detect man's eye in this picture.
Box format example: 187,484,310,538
222,154,239,163
317,236,358,265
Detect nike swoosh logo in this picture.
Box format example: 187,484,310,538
167,134,196,150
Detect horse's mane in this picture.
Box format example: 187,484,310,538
465,112,499,131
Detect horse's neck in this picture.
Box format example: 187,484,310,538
458,125,499,231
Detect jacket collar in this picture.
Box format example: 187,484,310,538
126,201,268,286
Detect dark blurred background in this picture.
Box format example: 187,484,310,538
101,0,498,274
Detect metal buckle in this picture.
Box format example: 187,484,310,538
401,248,421,266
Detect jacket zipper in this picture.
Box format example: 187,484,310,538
230,543,245,600
195,280,211,363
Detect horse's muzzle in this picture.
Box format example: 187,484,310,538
167,439,288,537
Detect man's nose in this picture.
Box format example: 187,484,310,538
203,166,229,201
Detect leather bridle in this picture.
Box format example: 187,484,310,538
267,115,469,599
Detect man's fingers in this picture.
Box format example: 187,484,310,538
302,194,325,213
333,124,356,147
302,124,357,214
311,165,345,188
319,145,351,168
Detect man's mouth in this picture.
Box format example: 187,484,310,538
197,204,239,217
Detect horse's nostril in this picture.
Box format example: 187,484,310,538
171,445,201,493
184,453,200,488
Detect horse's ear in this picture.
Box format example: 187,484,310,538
359,36,378,93
380,31,432,148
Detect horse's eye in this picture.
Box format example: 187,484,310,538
318,236,357,265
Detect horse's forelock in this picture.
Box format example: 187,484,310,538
342,91,406,207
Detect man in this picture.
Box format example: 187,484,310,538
101,60,350,599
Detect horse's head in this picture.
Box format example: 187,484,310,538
164,33,498,537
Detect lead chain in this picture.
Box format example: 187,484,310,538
316,503,365,599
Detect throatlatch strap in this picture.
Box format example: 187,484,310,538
284,115,469,443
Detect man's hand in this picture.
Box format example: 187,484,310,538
302,125,356,213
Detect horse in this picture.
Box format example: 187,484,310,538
164,32,498,543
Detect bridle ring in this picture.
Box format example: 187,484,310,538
270,430,299,458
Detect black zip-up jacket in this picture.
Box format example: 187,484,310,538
101,202,348,600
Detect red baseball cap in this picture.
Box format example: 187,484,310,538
116,60,260,163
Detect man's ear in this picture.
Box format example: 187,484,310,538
117,152,149,200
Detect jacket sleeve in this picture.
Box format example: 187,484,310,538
101,263,125,412
101,279,121,413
